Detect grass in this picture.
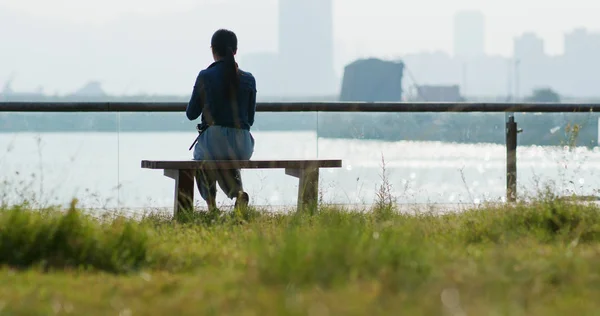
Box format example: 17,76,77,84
1,194,600,315
3,112,600,314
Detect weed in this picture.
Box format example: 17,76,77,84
373,155,397,219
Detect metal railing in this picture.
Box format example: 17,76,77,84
1,101,600,112
2,101,600,203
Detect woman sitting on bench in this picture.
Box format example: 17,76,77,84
185,29,257,210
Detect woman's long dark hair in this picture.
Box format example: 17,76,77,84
211,29,239,101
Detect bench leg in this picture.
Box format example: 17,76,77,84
285,167,319,213
164,169,195,218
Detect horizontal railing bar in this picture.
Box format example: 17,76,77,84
1,101,600,113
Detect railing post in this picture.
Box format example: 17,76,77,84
506,115,518,202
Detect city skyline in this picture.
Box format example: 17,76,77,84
1,0,600,98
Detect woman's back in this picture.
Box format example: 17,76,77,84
194,61,257,130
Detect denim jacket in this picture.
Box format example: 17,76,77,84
186,60,257,130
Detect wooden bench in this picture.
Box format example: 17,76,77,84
141,159,343,216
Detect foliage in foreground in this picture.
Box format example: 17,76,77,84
1,198,600,314
0,199,148,273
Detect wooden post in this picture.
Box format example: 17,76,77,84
164,169,195,218
286,167,319,213
506,116,518,202
299,167,319,212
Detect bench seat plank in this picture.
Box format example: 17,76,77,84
141,159,342,170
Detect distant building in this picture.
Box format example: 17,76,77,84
564,28,600,58
278,0,336,96
339,58,404,102
512,32,549,100
513,32,545,61
562,28,600,97
453,11,485,58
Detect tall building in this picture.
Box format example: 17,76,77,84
453,11,485,58
278,0,336,96
564,28,600,58
562,28,600,96
513,32,545,61
512,32,548,100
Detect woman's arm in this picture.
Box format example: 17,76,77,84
186,73,205,121
248,77,257,127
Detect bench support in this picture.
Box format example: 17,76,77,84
164,169,195,217
163,166,320,216
286,167,319,212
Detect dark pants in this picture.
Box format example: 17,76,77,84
192,125,254,204
195,169,244,202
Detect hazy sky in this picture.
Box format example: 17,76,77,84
2,0,600,94
3,0,600,56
